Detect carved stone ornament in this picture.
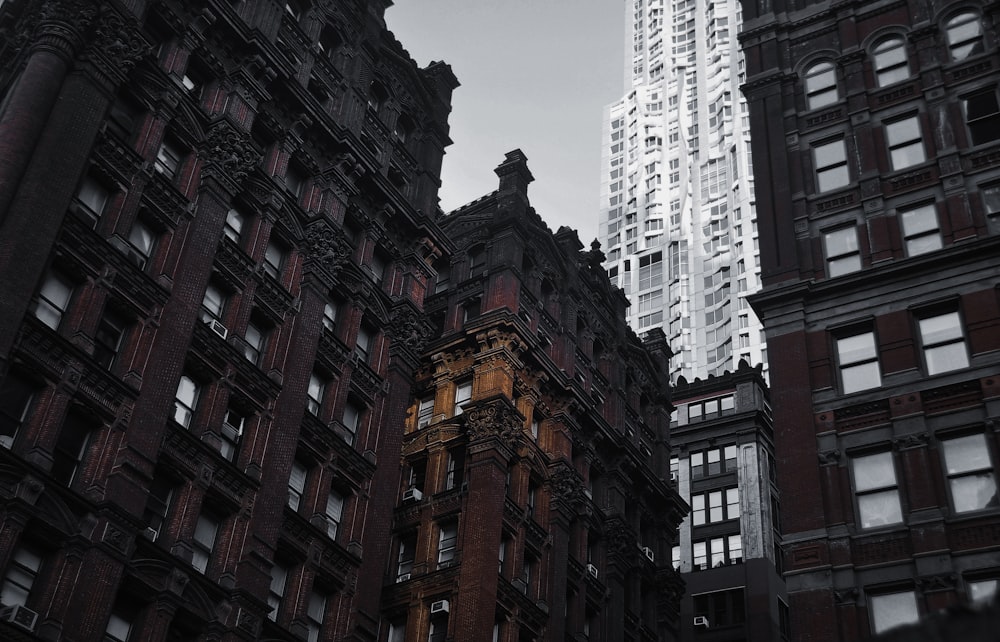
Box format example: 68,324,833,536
604,519,636,559
893,432,929,451
818,449,841,466
547,465,583,508
203,122,262,183
465,402,522,444
88,7,151,75
303,224,352,272
834,587,858,604
388,306,432,355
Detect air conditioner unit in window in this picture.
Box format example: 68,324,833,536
402,487,423,502
396,573,411,583
642,546,655,562
669,471,678,482
430,599,450,614
586,563,599,579
693,615,710,628
206,318,228,339
143,527,159,542
0,604,39,632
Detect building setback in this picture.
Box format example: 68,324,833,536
0,2,688,642
382,150,687,642
740,0,1000,639
669,362,787,641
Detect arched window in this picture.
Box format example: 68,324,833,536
804,61,838,110
873,37,909,87
946,12,984,61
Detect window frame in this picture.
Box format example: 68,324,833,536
0,546,42,607
823,226,862,277
885,115,926,171
191,512,220,574
916,309,969,375
940,433,996,514
173,375,200,428
899,203,942,256
945,11,984,61
869,590,920,634
964,86,1000,147
835,329,882,394
803,60,838,110
33,271,74,331
851,451,903,529
813,138,849,192
872,36,909,87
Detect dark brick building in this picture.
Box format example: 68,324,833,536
740,0,1000,639
0,0,458,639
381,150,687,642
0,2,688,641
669,362,788,642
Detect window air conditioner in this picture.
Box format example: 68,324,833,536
0,604,39,632
586,563,599,579
693,615,710,628
396,573,411,583
206,318,228,339
430,599,450,614
669,471,678,482
402,487,423,502
642,546,655,562
143,527,159,541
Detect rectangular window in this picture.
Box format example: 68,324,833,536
941,433,996,513
105,610,132,642
191,513,219,573
965,87,1000,146
201,282,227,324
417,397,434,429
267,563,287,621
263,239,286,280
397,534,416,580
173,375,200,428
900,204,941,256
454,382,472,415
0,375,34,449
306,591,326,642
224,208,246,244
74,176,109,224
428,617,448,642
836,331,881,393
693,587,746,627
869,591,919,634
438,522,457,568
242,320,267,365
51,413,92,485
918,311,968,374
307,374,326,416
1,547,42,607
125,219,156,268
814,139,849,192
355,326,374,362
886,116,925,170
33,272,73,331
143,473,174,537
154,139,184,178
445,449,465,491
341,402,361,445
325,490,344,539
691,493,706,525
220,408,244,461
984,183,1000,216
288,460,307,511
93,311,128,369
824,227,861,277
852,452,903,528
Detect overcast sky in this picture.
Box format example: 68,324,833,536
386,0,626,243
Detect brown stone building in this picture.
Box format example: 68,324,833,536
740,0,1000,639
380,150,687,642
0,0,457,640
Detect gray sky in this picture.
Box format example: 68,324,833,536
386,0,625,243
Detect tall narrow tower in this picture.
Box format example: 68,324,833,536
599,0,765,382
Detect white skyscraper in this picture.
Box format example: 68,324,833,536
599,0,765,382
